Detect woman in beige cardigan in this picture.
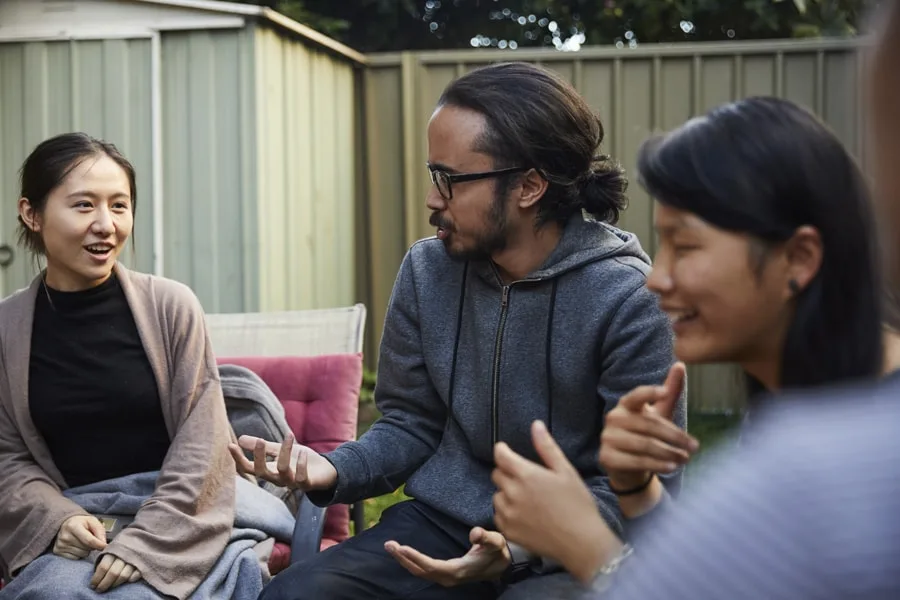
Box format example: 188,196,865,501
0,133,235,599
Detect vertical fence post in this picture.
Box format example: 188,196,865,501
400,52,420,248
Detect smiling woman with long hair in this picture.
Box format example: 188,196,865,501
489,96,889,588
592,96,886,535
639,96,882,393
0,133,235,599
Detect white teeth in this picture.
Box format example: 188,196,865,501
669,311,697,324
86,245,112,253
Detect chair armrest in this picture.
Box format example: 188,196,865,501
351,502,366,534
291,491,327,564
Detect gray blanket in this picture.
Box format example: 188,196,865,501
0,472,295,599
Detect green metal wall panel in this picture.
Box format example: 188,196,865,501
160,28,257,313
253,25,358,313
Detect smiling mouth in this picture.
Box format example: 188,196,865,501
85,244,114,255
668,310,698,325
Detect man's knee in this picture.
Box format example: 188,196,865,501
260,559,364,600
499,572,587,600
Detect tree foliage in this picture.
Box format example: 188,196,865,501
235,0,872,53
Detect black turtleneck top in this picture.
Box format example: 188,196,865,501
28,274,171,488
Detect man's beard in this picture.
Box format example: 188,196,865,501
432,193,510,261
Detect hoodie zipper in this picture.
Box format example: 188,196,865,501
490,284,510,446
486,246,624,446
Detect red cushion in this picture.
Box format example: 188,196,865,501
217,353,363,565
268,542,292,575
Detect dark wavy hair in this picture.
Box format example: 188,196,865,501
637,96,883,392
437,62,627,227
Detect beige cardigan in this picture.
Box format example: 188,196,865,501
0,264,235,600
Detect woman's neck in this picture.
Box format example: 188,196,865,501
44,265,113,292
741,327,900,392
882,328,900,375
739,312,795,393
741,360,779,392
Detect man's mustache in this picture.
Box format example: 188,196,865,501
429,212,453,231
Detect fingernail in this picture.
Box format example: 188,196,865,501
689,438,700,452
532,421,550,441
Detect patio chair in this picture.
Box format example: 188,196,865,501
206,304,367,572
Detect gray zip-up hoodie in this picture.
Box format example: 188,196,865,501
312,215,686,536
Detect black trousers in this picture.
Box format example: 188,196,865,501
259,500,587,600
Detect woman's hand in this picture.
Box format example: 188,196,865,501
492,421,622,583
599,362,697,493
52,515,107,561
91,554,142,593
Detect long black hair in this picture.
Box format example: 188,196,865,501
637,96,883,392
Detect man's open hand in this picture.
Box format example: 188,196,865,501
385,526,511,586
229,433,338,491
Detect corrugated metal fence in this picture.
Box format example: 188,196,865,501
0,28,867,413
359,38,865,413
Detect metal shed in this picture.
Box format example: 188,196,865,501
0,0,366,313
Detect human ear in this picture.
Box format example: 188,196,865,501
783,225,823,297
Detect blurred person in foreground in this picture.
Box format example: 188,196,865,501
491,92,892,582
496,3,900,598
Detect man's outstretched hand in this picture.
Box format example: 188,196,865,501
385,526,511,587
229,433,338,491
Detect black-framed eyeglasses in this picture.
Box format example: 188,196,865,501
427,164,528,201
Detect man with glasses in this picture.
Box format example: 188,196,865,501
240,61,685,600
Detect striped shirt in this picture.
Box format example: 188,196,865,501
596,377,900,600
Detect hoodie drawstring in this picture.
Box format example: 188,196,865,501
446,266,558,437
545,279,559,434
445,261,469,430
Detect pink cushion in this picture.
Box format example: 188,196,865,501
268,542,292,575
218,353,363,556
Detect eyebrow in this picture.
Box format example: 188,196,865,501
655,219,699,235
67,191,130,200
426,161,461,174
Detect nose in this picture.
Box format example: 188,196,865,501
92,206,115,236
646,249,674,296
425,185,447,212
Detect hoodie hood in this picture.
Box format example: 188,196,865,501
530,214,652,279
473,214,652,284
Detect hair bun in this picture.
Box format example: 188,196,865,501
579,155,628,224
